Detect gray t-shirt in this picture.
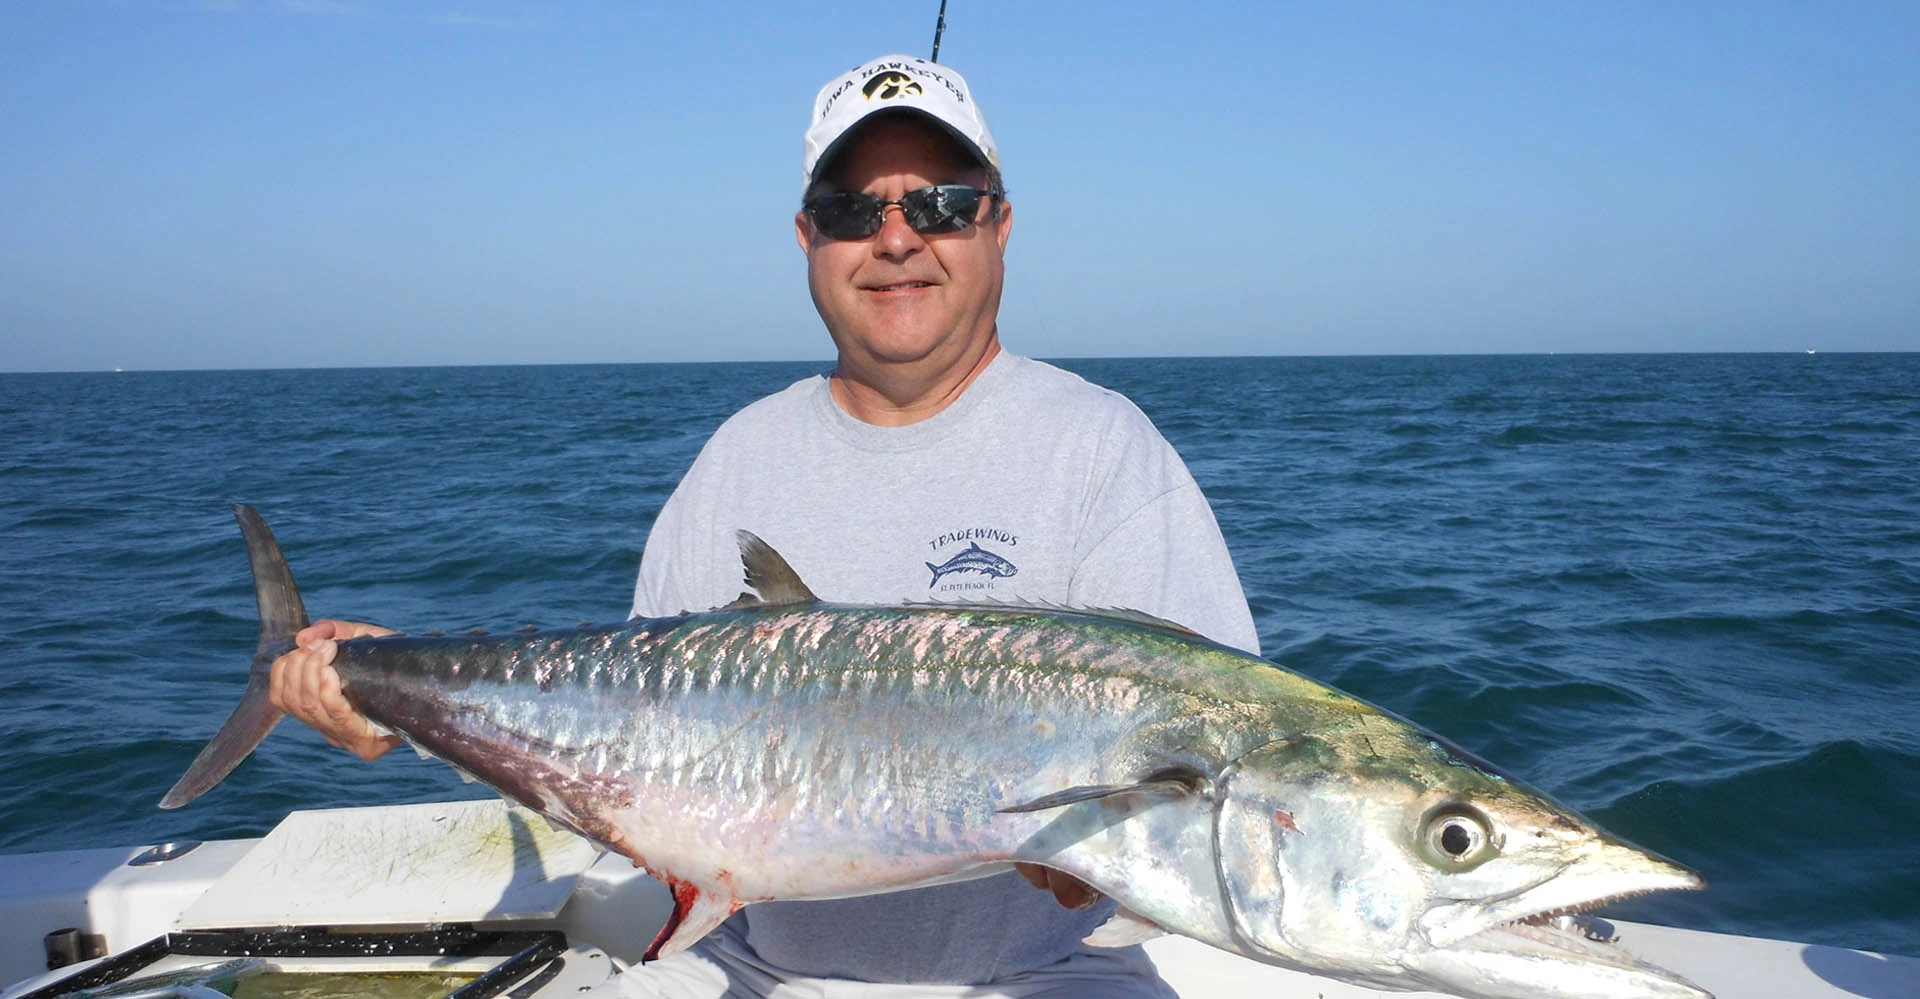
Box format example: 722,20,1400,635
631,350,1257,984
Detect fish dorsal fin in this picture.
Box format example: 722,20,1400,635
1058,605,1202,637
733,530,819,606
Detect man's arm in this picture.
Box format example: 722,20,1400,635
268,619,403,760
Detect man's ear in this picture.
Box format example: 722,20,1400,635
993,197,1013,252
795,209,814,253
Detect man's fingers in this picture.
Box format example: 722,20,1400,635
1014,862,1050,891
1013,863,1100,909
365,733,404,759
269,641,329,722
318,665,354,728
294,619,396,647
1052,874,1098,910
269,647,290,712
265,624,398,762
296,641,337,722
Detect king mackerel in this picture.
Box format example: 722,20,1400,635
166,505,1711,999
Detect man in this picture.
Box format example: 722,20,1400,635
272,55,1258,997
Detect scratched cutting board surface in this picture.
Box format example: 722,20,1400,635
177,799,603,928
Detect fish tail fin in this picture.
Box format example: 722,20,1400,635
926,562,941,586
158,504,309,809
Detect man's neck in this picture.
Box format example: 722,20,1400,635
828,338,1001,427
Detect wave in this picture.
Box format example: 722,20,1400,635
1597,739,1920,957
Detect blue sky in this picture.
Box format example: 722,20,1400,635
3,1,1915,371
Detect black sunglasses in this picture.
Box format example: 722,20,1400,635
803,185,1005,241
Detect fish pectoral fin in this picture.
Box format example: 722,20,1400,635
998,767,1207,814
644,880,742,962
733,531,819,606
999,784,1142,813
1084,906,1169,948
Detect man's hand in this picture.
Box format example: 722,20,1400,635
1015,862,1101,910
269,619,403,760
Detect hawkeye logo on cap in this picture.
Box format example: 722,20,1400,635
862,71,923,101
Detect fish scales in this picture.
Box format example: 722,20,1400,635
373,608,1317,889
335,606,1248,860
163,509,1713,999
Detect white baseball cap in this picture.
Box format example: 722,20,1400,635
802,55,1000,190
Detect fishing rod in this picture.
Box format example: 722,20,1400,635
930,0,949,61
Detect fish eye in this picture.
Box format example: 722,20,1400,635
1420,805,1498,869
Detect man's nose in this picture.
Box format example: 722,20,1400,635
872,203,926,258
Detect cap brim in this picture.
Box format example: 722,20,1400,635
808,107,992,189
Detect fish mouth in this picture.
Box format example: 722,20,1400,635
1421,865,1713,998
1449,910,1715,999
1423,850,1704,949
1477,888,1681,951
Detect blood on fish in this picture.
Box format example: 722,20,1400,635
644,877,704,961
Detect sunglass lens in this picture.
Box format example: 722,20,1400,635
808,193,882,240
902,186,980,234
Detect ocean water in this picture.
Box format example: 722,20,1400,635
1,353,1915,959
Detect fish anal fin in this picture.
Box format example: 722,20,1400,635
644,879,742,962
1084,906,1169,948
733,531,818,606
999,766,1207,814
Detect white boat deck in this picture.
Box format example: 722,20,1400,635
2,800,1913,998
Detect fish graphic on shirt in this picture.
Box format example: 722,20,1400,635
926,542,1018,587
